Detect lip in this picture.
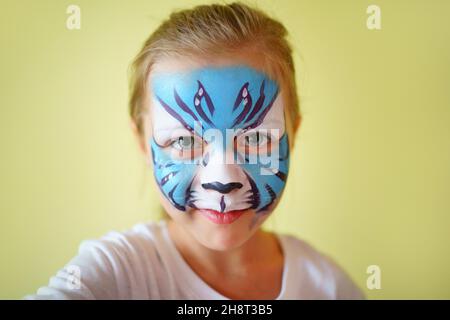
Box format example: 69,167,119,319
197,208,248,224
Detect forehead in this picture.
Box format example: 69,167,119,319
149,64,284,132
150,64,275,98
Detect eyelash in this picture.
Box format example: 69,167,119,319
240,131,271,147
168,132,272,152
170,136,203,150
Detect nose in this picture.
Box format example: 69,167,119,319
201,182,243,194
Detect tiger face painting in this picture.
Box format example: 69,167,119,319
149,65,290,229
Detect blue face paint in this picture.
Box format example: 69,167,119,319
149,65,289,214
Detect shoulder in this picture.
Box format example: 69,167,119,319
75,220,169,287
25,220,168,300
280,233,365,299
71,220,165,274
79,219,164,257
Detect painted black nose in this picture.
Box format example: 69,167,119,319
201,182,243,194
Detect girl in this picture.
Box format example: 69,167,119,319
26,2,364,300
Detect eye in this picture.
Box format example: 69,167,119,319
243,131,268,147
171,136,202,150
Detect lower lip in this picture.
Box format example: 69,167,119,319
197,209,247,224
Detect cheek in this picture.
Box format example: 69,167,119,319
150,140,198,211
241,133,290,212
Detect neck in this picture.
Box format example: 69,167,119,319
166,218,279,277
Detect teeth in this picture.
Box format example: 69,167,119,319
198,87,203,96
194,97,200,106
243,98,248,105
243,87,248,97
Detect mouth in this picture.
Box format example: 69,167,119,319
196,208,250,225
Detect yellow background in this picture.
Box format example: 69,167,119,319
1,0,449,299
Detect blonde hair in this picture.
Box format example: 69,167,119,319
128,1,301,148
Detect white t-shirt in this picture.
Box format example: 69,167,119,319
25,219,365,300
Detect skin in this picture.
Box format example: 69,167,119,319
131,48,297,299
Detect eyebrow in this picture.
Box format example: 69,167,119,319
241,87,279,131
151,66,281,133
155,95,195,133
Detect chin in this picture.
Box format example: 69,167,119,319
190,208,260,251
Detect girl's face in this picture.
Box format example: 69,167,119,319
143,55,290,250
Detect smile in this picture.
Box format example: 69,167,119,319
196,208,250,224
